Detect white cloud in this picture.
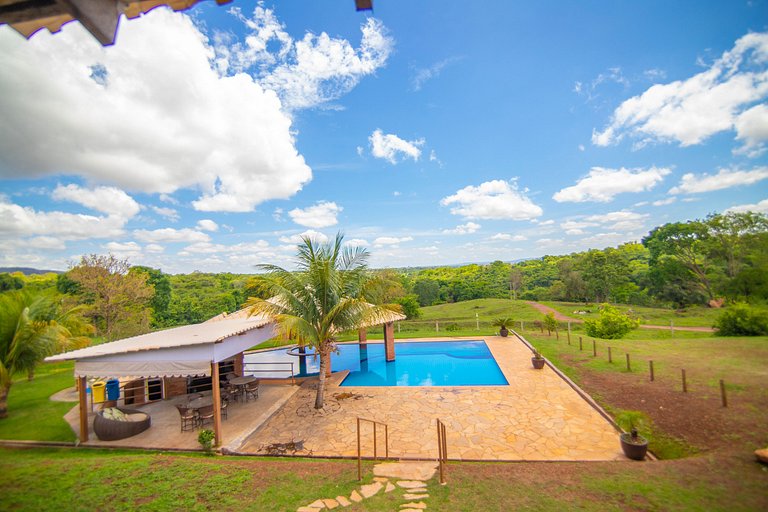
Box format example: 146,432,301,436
159,193,178,205
134,228,210,244
369,129,424,164
288,201,342,228
583,210,649,231
393,191,401,197
104,241,142,258
411,57,461,91
592,32,768,148
356,146,365,157
151,205,179,222
652,197,677,206
27,236,66,250
536,238,563,249
725,198,768,214
196,219,219,232
490,233,527,241
0,9,312,213
344,238,369,247
440,179,543,220
735,104,768,156
553,166,670,203
538,220,555,226
442,222,481,235
373,236,413,247
145,243,165,253
0,196,128,241
669,166,768,194
52,184,140,218
217,7,393,110
278,230,329,244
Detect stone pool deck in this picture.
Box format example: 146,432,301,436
236,336,624,461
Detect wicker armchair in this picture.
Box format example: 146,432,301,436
176,404,197,432
197,405,214,427
244,380,260,402
93,407,151,441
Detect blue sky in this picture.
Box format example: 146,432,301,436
0,0,767,273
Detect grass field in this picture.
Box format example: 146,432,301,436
0,361,77,442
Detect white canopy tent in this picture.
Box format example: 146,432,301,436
46,314,276,445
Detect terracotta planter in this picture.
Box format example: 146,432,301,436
531,357,545,369
620,433,649,460
499,327,509,337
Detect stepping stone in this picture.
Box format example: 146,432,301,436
360,481,383,498
400,503,427,509
385,482,396,493
308,500,326,508
403,493,429,500
374,462,437,481
397,480,427,489
373,477,389,483
322,499,339,509
409,488,427,494
297,507,322,512
335,496,351,507
401,509,426,512
349,490,363,503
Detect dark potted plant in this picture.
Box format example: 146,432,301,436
492,317,513,337
531,349,546,369
615,410,649,461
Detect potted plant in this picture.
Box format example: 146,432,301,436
531,349,546,369
615,410,649,461
493,317,513,337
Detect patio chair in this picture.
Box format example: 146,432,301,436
244,380,260,402
220,400,228,420
197,404,215,428
176,404,196,433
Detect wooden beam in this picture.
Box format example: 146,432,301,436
0,0,66,24
77,375,88,443
56,0,121,45
384,322,395,362
211,362,222,447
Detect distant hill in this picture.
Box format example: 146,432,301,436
0,267,62,275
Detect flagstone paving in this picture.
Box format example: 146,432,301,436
238,336,623,461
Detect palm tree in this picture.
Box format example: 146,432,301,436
0,290,92,418
246,233,400,409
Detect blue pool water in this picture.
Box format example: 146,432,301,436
243,340,508,387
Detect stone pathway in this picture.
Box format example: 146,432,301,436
239,337,623,461
296,462,437,512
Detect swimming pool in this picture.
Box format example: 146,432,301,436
243,340,508,387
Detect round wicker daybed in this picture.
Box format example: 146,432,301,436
93,407,151,441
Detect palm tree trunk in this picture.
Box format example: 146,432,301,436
27,368,34,381
0,384,9,419
315,346,327,409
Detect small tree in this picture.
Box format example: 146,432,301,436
542,312,558,336
714,304,768,336
66,254,153,341
0,291,92,418
584,305,640,339
396,295,422,319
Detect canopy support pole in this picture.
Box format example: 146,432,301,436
384,322,395,362
211,362,222,447
78,375,89,443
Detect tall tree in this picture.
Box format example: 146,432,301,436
66,254,154,341
246,234,399,409
131,266,172,327
508,268,523,300
0,291,92,418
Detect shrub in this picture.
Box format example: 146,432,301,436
396,295,422,319
445,323,460,332
584,304,640,339
198,429,215,455
542,312,558,334
714,304,768,336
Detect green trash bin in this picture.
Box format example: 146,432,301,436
92,381,106,404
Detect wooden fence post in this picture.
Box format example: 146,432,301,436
592,340,596,357
626,353,631,371
649,360,654,381
608,346,612,363
579,337,583,351
682,369,687,393
720,379,728,407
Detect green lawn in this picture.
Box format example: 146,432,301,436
1,447,765,511
0,361,78,442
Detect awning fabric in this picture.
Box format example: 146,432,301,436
74,360,211,378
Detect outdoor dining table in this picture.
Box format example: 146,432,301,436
228,376,258,402
187,396,213,411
